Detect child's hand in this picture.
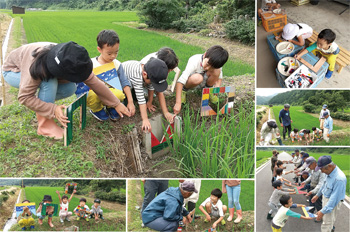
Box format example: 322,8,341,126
56,190,59,194
73,189,77,193
115,103,131,118
146,101,156,112
206,215,211,222
55,105,70,127
95,215,98,220
142,119,152,133
164,112,175,124
274,36,279,40
294,54,301,60
212,222,218,228
127,103,136,116
173,103,181,115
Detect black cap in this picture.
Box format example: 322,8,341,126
46,41,93,83
144,57,168,92
42,195,53,202
94,199,101,204
267,120,278,128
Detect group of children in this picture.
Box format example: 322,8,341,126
268,150,314,231
77,29,229,132
289,127,323,144
259,0,339,79
17,191,104,230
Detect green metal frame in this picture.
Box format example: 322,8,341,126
64,93,87,146
41,203,58,216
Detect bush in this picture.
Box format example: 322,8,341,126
225,18,254,44
94,191,126,204
332,112,350,121
10,190,15,195
137,0,185,30
303,103,317,113
1,191,8,195
0,195,9,202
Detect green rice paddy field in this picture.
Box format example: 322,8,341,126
271,106,342,132
15,11,254,83
24,187,111,212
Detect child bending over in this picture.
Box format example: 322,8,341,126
199,188,227,230
271,195,311,231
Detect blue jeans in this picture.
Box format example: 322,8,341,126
141,180,168,212
226,184,241,210
3,71,76,103
145,217,178,232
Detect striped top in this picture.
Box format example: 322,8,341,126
122,60,154,105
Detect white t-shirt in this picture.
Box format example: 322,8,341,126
200,197,224,217
319,109,330,119
177,54,223,85
60,202,69,213
295,23,312,37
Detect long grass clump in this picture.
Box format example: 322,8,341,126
167,102,255,178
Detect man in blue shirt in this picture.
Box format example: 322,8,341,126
311,156,346,232
323,112,333,143
279,104,292,141
142,181,196,231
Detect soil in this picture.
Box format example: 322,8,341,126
0,188,19,230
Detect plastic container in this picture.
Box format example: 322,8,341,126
261,12,287,32
285,64,321,88
277,57,300,77
267,35,304,62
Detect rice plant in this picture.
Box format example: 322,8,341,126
166,101,255,178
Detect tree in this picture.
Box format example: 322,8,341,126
137,0,185,29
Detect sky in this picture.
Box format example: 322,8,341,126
256,88,292,97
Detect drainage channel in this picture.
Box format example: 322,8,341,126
3,189,22,232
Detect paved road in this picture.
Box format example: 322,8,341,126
256,152,350,232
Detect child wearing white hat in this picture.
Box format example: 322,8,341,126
275,23,313,46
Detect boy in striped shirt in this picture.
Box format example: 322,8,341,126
122,58,174,132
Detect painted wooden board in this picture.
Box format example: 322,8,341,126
200,86,235,116
93,62,122,91
302,206,317,218
16,202,36,217
298,56,326,73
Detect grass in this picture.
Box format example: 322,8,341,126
0,10,254,177
16,11,254,83
10,16,22,49
165,101,255,178
256,150,273,168
270,106,348,146
24,187,111,213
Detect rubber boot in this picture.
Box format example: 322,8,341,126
227,208,235,222
277,138,284,146
36,113,64,139
48,217,54,228
234,209,243,224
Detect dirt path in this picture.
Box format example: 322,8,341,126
0,188,19,230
